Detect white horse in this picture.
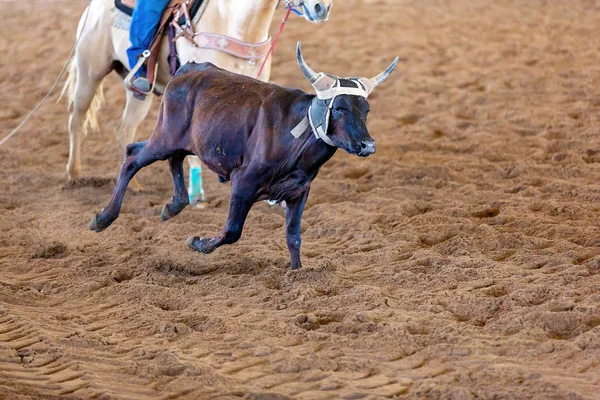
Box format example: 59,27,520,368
63,0,332,204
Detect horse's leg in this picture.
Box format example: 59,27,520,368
66,55,110,180
114,90,154,192
162,154,190,221
187,172,256,253
89,140,170,232
187,156,206,207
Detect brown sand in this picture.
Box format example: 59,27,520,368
1,0,599,398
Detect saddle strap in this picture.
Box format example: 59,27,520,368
145,0,272,89
190,33,272,61
146,0,188,86
167,24,179,75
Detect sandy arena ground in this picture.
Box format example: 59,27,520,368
1,0,600,398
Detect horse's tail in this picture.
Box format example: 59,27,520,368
59,57,105,135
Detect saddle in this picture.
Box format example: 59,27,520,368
116,0,204,96
115,0,272,97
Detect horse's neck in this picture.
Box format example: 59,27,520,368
201,0,278,43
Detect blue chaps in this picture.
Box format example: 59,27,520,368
127,0,171,77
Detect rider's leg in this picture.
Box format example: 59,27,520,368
126,0,170,95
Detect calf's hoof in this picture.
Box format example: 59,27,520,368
89,211,114,233
161,198,189,221
186,236,215,254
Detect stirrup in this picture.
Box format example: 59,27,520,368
124,50,157,98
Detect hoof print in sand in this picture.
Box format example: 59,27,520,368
30,242,68,259
63,177,114,189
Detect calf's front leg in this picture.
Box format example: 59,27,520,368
187,179,255,254
286,190,309,270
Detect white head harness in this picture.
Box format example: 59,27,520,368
291,42,398,146
290,74,374,146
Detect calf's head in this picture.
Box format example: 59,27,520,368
296,42,399,157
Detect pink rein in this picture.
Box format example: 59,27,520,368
256,6,294,79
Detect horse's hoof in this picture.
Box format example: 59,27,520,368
193,202,207,209
129,177,145,193
66,165,81,181
186,236,214,254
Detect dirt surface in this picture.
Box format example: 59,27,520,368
1,0,600,398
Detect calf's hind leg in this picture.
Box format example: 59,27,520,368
162,154,190,221
114,90,154,192
89,140,168,232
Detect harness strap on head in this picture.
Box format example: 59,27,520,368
290,115,310,138
311,74,372,99
308,97,335,146
316,86,368,99
290,76,372,144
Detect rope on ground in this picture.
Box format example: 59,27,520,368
0,0,92,147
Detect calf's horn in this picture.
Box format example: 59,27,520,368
296,42,319,84
371,57,400,88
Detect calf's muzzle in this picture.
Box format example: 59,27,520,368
358,138,376,157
